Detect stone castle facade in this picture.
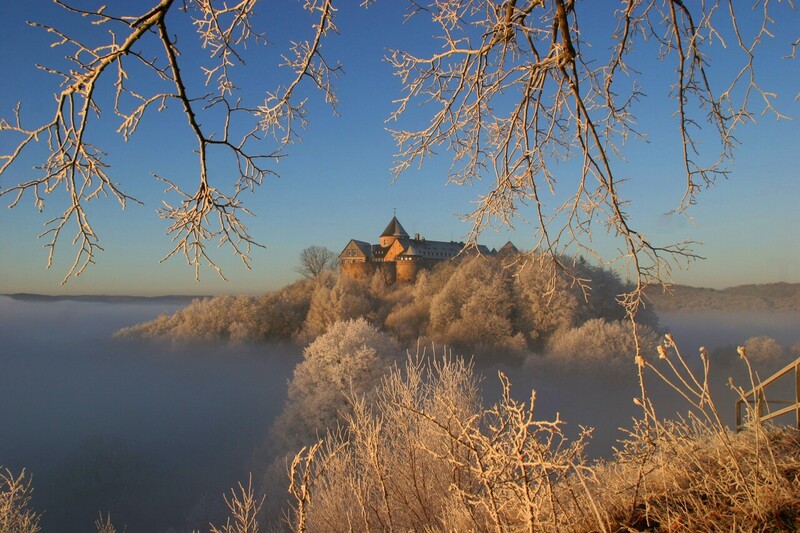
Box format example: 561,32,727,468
338,216,518,283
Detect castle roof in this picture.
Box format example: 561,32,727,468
380,216,409,238
402,242,423,257
339,239,373,259
371,244,388,259
412,240,461,258
497,241,519,255
397,238,493,260
351,240,373,256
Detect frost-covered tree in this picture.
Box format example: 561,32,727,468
428,256,525,351
791,341,800,358
115,295,252,342
384,297,430,344
300,274,380,342
514,257,582,346
385,262,457,343
272,318,400,454
1,0,341,282
116,279,314,343
546,318,658,367
117,253,662,359
742,336,786,364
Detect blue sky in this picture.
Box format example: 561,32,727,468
1,1,798,295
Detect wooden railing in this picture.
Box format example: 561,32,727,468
736,357,800,432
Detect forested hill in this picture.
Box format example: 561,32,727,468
646,282,800,312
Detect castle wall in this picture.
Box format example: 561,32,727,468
341,258,449,284
340,260,400,283
376,262,397,284
395,260,419,283
340,260,372,280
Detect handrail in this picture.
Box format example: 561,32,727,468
735,356,800,432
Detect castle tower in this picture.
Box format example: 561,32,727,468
379,216,409,248
395,242,423,282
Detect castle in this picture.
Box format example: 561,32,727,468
339,216,518,282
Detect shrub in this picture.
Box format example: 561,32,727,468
208,477,263,533
586,422,800,532
743,335,786,363
546,318,658,366
287,357,598,531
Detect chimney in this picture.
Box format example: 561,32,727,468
414,233,420,241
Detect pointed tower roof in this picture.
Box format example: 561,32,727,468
498,241,519,255
380,216,410,238
403,242,423,257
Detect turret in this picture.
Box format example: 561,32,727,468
379,216,409,248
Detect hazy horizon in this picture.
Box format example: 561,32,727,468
5,278,800,299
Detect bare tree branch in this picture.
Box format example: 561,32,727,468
0,0,339,282
386,0,794,331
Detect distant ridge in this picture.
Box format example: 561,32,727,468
3,293,209,305
645,282,800,313
7,282,799,312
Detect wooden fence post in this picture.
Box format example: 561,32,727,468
795,360,799,429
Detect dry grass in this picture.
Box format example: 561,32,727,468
589,421,800,531
209,476,264,533
0,467,40,533
284,344,800,532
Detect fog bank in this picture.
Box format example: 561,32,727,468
0,297,301,532
2,296,798,530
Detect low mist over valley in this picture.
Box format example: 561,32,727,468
3,259,800,531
